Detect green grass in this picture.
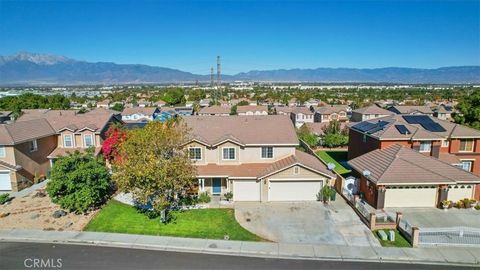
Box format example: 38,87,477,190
84,200,263,241
316,150,351,175
374,229,411,248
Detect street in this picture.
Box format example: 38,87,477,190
0,242,472,270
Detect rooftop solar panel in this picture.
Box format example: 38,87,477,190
395,124,411,135
421,122,446,132
402,115,433,124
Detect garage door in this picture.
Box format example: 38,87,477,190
233,180,260,201
384,186,437,207
0,172,12,191
269,180,323,201
448,185,474,202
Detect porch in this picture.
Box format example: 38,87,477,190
196,177,231,197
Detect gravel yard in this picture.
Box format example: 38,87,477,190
0,188,96,231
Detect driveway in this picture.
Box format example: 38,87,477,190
386,207,480,228
235,199,380,247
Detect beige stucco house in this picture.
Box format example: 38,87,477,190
183,115,335,201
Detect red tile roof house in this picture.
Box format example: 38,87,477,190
387,105,434,116
289,107,314,128
348,144,480,209
350,105,394,122
183,116,335,201
0,109,121,192
347,115,480,207
313,105,350,123
198,105,231,116
236,105,268,116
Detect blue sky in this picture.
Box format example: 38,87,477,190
0,0,479,74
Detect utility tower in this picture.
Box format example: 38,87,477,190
216,56,221,88
210,67,214,87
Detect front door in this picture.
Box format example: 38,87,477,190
212,178,221,194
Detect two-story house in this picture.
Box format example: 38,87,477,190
350,105,394,122
387,105,434,116
290,107,314,128
121,107,160,122
183,116,335,201
237,105,268,116
313,105,350,123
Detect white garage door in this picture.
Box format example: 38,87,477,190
384,187,437,207
269,180,323,201
0,172,12,191
233,180,260,201
448,185,474,202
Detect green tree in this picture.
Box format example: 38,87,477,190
322,120,349,148
111,103,124,112
454,90,480,130
163,88,185,105
297,125,318,148
113,120,196,216
46,151,111,213
230,105,237,115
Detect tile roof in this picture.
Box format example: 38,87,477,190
388,105,434,114
195,150,335,179
0,118,56,145
305,122,347,136
121,107,158,116
352,105,394,115
236,105,268,113
48,147,102,158
0,159,22,171
183,115,299,146
198,105,231,115
274,106,294,114
313,105,349,114
291,106,314,115
348,144,480,185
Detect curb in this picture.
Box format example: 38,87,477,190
0,233,478,267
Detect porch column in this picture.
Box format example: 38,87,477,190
437,184,449,208
198,178,205,192
376,185,386,209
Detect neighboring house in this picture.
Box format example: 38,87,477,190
237,105,268,116
304,99,320,108
121,107,160,122
198,105,231,116
199,99,212,107
433,104,454,121
229,98,256,106
274,106,294,117
96,99,110,109
154,100,166,108
185,101,194,108
0,111,13,123
290,107,314,128
137,99,152,108
175,107,194,117
0,108,121,192
347,114,480,175
313,105,349,123
183,116,335,201
155,108,177,122
288,98,299,107
348,144,480,209
387,105,434,116
350,105,395,122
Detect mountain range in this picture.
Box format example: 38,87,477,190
1,52,479,85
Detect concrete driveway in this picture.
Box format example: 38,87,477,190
235,199,380,247
386,207,480,228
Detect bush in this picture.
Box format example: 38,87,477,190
178,195,198,207
320,186,334,203
455,200,465,208
475,204,480,210
46,151,112,213
0,193,10,204
198,192,211,203
224,191,233,201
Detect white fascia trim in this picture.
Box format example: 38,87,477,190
260,162,334,180
269,178,325,181
381,181,454,186
196,175,229,178
450,136,480,139
212,139,244,147
230,177,258,180
245,143,299,146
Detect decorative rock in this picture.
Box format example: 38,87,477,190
52,210,67,218
30,213,40,220
0,212,10,218
63,222,73,229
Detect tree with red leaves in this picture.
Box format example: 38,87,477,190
102,124,127,163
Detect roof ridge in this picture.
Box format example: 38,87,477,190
374,145,403,182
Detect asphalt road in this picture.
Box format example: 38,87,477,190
0,242,473,270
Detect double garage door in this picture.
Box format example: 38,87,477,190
232,179,323,201
0,172,12,191
384,187,438,208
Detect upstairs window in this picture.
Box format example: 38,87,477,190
261,146,273,159
64,134,73,148
461,161,473,172
0,145,5,158
189,147,202,160
222,147,236,160
441,140,449,148
84,134,94,147
30,139,38,152
419,141,432,153
459,139,474,152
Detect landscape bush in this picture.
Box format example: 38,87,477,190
0,193,10,205
198,192,211,203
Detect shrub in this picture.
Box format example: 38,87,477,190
224,191,233,201
475,204,480,210
178,195,198,207
456,200,465,208
198,192,211,203
0,193,10,205
321,186,333,203
46,151,112,213
441,200,452,208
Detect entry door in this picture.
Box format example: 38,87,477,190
212,178,221,194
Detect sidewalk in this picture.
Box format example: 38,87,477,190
0,229,479,266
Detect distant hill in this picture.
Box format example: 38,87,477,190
0,52,479,85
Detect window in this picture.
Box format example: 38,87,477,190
30,139,38,152
294,166,299,174
64,134,73,148
419,141,432,152
459,139,474,152
84,134,94,147
461,161,473,172
189,147,202,160
261,146,273,159
222,147,235,160
0,145,5,158
441,140,449,147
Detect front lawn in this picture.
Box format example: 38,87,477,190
374,229,411,248
84,200,263,241
316,150,351,176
